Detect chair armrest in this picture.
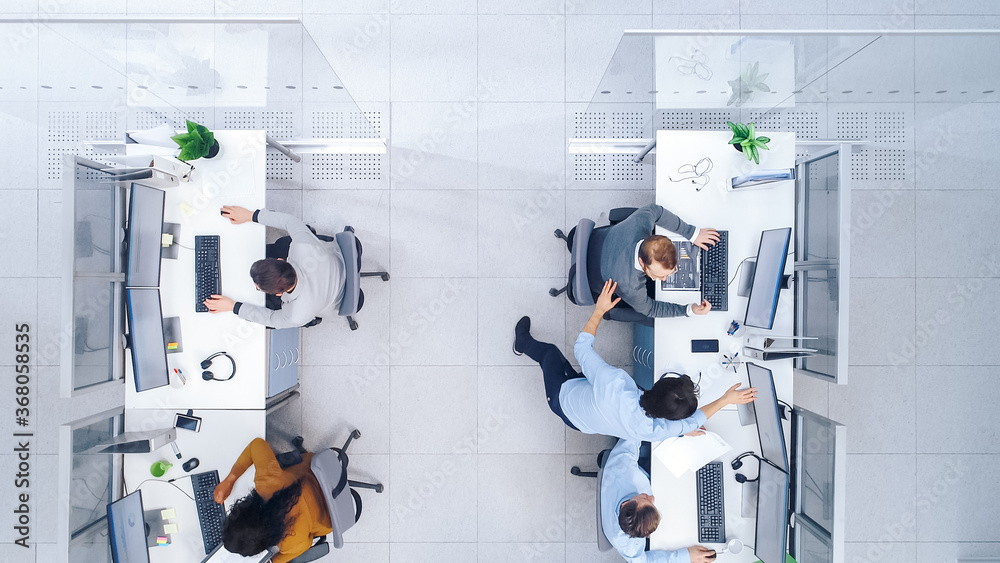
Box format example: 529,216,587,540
604,308,654,327
608,207,637,225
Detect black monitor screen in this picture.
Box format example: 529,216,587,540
125,184,165,288
747,362,788,471
125,288,169,392
745,227,791,329
107,490,150,563
754,461,790,563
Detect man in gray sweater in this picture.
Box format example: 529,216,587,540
203,206,347,329
600,204,719,318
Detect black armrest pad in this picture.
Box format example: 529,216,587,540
608,207,638,225
604,308,654,327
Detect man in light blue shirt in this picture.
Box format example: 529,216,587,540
601,438,717,563
513,280,757,440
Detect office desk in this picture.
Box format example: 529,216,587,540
649,130,795,559
124,130,271,410
122,409,265,563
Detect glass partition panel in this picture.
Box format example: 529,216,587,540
68,411,123,563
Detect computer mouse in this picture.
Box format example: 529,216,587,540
182,458,200,472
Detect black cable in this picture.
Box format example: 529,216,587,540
128,477,195,501
728,257,753,287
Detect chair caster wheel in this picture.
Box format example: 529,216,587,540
375,484,384,493
570,466,583,476
380,273,390,281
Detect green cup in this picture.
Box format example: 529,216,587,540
150,460,173,477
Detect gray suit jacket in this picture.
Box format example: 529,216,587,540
236,210,347,329
599,204,696,318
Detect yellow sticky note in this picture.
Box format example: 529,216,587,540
160,508,176,520
178,201,195,217
163,523,178,534
167,342,178,350
161,233,174,247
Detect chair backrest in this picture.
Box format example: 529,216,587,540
569,219,597,306
334,230,361,317
310,449,358,549
596,461,613,551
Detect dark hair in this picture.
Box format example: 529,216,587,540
639,374,698,420
638,235,677,270
222,481,303,556
250,259,297,294
618,497,660,538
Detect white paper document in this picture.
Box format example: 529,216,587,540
653,430,733,478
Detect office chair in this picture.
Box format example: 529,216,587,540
268,226,390,330
334,226,389,331
570,449,613,553
549,207,652,325
277,431,385,563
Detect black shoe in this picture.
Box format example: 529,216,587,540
513,316,531,356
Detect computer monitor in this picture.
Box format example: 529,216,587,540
107,490,151,563
747,362,789,471
745,227,792,329
125,288,170,392
125,183,165,288
754,460,790,563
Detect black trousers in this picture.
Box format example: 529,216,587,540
521,338,582,431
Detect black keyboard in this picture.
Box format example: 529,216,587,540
194,235,221,312
191,470,226,554
696,461,726,543
700,230,728,311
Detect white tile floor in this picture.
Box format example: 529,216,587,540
7,1,1000,561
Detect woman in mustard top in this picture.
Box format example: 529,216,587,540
213,438,332,563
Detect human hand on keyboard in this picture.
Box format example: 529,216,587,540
691,299,712,315
692,228,721,251
688,545,717,562
214,474,236,504
220,205,253,225
204,294,235,313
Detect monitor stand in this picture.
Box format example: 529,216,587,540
737,258,757,297
737,258,793,297
144,509,166,548
161,222,181,260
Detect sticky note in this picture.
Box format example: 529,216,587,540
167,342,178,350
178,201,195,216
160,508,176,520
161,233,174,247
156,536,168,544
163,524,178,534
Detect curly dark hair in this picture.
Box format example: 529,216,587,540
639,374,698,420
222,481,303,556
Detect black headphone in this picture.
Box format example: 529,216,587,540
201,352,236,381
732,451,764,484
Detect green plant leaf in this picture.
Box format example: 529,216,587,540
747,122,755,139
727,121,739,132
186,119,198,134
737,123,750,137
756,136,770,144
749,144,760,164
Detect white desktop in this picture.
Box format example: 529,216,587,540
124,130,270,410
649,129,796,561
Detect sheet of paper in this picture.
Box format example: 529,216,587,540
653,430,733,478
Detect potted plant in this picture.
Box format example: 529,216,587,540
727,62,771,107
171,120,220,161
726,121,770,165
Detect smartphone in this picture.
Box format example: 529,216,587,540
173,412,202,432
691,339,720,353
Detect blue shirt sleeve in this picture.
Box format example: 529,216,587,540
619,544,693,563
647,409,708,441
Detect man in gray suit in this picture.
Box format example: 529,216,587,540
600,204,720,318
203,206,347,329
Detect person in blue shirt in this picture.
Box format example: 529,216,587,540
513,279,757,440
601,438,717,563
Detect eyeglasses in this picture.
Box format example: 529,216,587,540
669,157,713,191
